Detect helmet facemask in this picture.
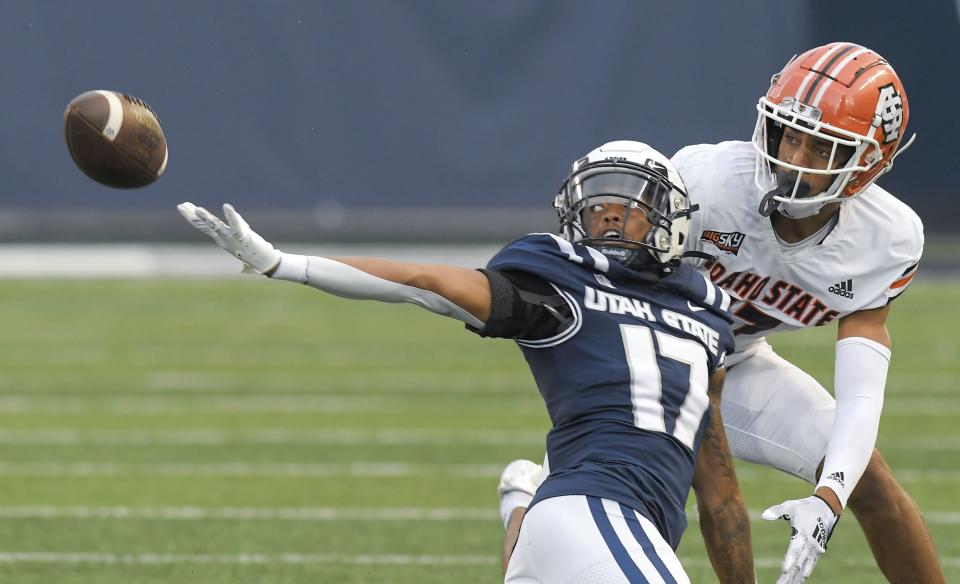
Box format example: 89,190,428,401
753,97,877,218
555,160,692,272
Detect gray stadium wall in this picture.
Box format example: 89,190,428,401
1,1,955,241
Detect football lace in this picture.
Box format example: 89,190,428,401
121,93,161,123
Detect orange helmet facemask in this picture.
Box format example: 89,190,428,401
752,42,916,218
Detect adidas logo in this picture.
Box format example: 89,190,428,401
828,279,854,299
825,471,845,488
813,516,829,548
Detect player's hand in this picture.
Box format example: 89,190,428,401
762,495,838,583
497,459,544,500
177,202,281,275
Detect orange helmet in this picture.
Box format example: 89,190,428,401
752,42,915,217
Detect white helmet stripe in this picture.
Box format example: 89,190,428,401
811,47,871,107
794,43,845,102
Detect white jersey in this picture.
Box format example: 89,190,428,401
672,141,923,355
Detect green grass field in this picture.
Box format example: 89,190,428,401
0,278,956,583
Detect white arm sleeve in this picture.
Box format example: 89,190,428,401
270,252,484,329
815,336,891,508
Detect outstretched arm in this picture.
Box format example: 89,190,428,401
693,369,755,584
178,202,491,325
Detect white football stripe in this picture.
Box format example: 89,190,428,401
94,90,124,142
158,145,168,175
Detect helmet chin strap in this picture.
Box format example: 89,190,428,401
682,250,715,263
758,185,785,217
778,198,827,219
758,174,818,218
593,243,652,271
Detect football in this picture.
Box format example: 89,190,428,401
63,90,168,188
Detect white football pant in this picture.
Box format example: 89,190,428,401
504,495,689,584
721,340,836,483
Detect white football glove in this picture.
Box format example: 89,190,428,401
177,202,281,275
497,459,545,528
497,459,544,500
762,495,839,583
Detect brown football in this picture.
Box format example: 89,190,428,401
63,90,168,188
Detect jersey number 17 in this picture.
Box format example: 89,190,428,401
620,324,710,450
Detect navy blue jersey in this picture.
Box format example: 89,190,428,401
486,233,734,549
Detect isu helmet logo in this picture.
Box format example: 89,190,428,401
878,83,904,143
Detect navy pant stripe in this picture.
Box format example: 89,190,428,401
619,503,678,584
586,496,648,583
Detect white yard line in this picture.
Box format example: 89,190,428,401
0,462,505,478
882,436,960,451
0,428,546,447
2,505,960,526
887,374,960,394
0,506,499,521
883,398,960,416
0,396,540,415
0,395,958,416
0,462,955,482
0,551,955,568
0,551,499,565
732,466,960,483
0,427,955,450
138,371,530,393
0,244,502,279
892,469,960,482
0,371,946,394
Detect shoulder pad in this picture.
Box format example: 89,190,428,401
660,265,733,323
488,233,613,274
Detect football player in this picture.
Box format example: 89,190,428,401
499,43,945,583
178,141,755,583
